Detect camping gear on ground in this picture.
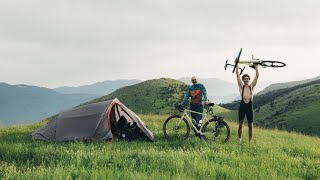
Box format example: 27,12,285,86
32,98,154,142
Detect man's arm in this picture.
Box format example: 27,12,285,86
181,88,190,106
202,85,208,102
236,64,243,91
250,64,259,89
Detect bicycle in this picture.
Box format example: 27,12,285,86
224,48,286,75
163,103,230,143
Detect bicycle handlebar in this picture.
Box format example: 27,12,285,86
175,103,184,112
175,102,215,114
225,60,245,75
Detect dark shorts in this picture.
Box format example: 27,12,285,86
190,104,203,123
238,100,253,124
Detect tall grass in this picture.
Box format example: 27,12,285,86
1,114,320,179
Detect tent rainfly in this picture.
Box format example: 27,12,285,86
32,98,154,141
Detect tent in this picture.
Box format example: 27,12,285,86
32,98,154,141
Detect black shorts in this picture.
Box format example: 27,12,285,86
238,100,253,124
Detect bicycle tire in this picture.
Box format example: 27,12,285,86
163,115,190,140
232,48,243,73
259,60,286,68
202,117,230,143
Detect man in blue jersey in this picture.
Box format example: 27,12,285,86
180,76,208,131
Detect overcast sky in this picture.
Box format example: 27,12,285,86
1,0,319,88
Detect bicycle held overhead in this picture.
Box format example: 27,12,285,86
224,48,286,75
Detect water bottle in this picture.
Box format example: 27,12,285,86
192,119,197,125
198,120,203,128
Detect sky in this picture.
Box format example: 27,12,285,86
0,0,319,88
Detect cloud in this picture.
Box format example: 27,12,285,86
0,0,319,87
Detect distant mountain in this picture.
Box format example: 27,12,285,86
257,75,320,95
86,78,189,114
178,77,273,104
0,83,96,125
221,78,320,136
54,79,142,95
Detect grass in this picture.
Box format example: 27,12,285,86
1,111,320,179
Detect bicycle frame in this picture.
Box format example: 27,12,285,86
238,59,262,66
179,108,210,135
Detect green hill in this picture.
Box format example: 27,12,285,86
0,114,319,179
221,79,320,136
0,83,96,126
86,78,189,114
255,83,320,136
257,75,320,95
222,79,320,110
54,79,142,95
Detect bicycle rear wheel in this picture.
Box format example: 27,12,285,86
202,117,230,143
163,115,190,140
260,60,286,67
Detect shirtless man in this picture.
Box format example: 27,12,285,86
236,64,259,143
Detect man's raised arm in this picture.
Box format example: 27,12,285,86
236,64,243,91
251,65,259,89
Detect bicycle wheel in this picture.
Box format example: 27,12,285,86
260,60,286,68
202,117,230,143
163,115,190,140
232,48,243,73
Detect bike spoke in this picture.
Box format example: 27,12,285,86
163,116,190,140
202,119,230,143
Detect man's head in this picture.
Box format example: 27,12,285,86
242,74,250,85
191,76,198,85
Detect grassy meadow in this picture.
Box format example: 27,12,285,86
1,111,320,180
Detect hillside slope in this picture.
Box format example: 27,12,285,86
86,78,189,114
54,79,142,95
221,79,320,110
221,79,320,136
0,83,96,125
255,83,320,135
257,75,320,95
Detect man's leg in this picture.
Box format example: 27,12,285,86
247,109,254,143
190,104,197,123
196,105,204,123
190,104,199,136
248,123,253,143
238,122,244,143
195,105,204,139
238,106,245,143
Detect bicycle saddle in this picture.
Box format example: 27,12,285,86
207,103,214,107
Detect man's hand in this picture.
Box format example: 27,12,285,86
201,101,209,106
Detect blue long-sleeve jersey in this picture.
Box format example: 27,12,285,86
181,83,207,106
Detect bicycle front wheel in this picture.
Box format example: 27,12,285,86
202,118,230,143
163,115,190,140
260,60,286,68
